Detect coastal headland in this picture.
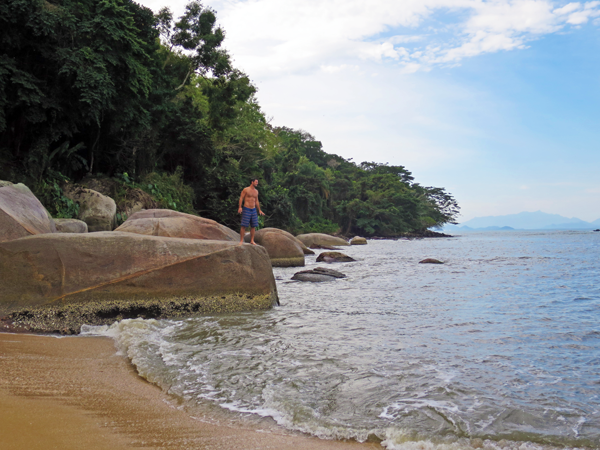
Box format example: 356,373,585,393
0,333,382,450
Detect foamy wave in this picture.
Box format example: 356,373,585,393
79,320,590,450
379,431,587,450
81,318,181,386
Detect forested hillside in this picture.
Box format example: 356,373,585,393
0,0,459,236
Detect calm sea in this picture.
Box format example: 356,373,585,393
84,230,600,450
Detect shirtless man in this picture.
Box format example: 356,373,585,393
238,178,265,245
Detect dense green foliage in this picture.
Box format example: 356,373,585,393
0,0,459,236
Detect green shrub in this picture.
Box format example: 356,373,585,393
139,168,196,215
299,217,339,235
33,172,79,219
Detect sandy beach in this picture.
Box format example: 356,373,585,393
0,333,382,450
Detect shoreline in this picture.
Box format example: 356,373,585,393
0,332,382,450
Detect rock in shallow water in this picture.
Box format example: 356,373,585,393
296,233,349,247
292,267,346,282
309,244,339,250
419,258,444,264
245,228,306,266
316,251,356,263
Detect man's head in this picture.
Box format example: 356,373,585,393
250,178,259,187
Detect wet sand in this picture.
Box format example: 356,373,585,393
0,333,382,450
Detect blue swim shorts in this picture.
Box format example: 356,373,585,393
241,207,258,228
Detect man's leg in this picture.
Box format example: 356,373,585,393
249,227,256,245
239,226,246,244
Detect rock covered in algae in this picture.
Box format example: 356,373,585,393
0,232,278,334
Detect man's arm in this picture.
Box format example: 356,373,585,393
238,189,246,213
256,197,265,216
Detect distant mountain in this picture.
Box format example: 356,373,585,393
442,224,514,232
451,211,598,230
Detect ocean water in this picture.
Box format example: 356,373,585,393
83,230,600,450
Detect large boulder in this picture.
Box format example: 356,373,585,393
0,183,57,243
64,185,116,232
253,227,314,255
245,228,305,267
0,232,278,334
115,209,239,242
350,236,367,245
296,233,349,247
54,218,88,233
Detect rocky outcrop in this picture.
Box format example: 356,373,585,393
0,183,57,243
292,267,346,282
316,251,356,263
350,236,367,245
419,258,444,264
245,228,305,267
0,232,278,334
63,185,116,232
115,209,239,241
54,218,88,233
296,233,349,247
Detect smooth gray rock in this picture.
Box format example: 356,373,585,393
292,267,346,282
63,185,117,232
54,218,88,233
292,273,337,282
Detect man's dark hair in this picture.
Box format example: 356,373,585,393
250,177,258,183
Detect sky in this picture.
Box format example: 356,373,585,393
136,0,600,222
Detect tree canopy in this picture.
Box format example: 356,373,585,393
0,0,459,236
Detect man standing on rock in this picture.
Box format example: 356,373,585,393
238,178,265,245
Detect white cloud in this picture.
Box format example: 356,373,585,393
320,64,360,73
137,0,600,74
190,0,600,75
